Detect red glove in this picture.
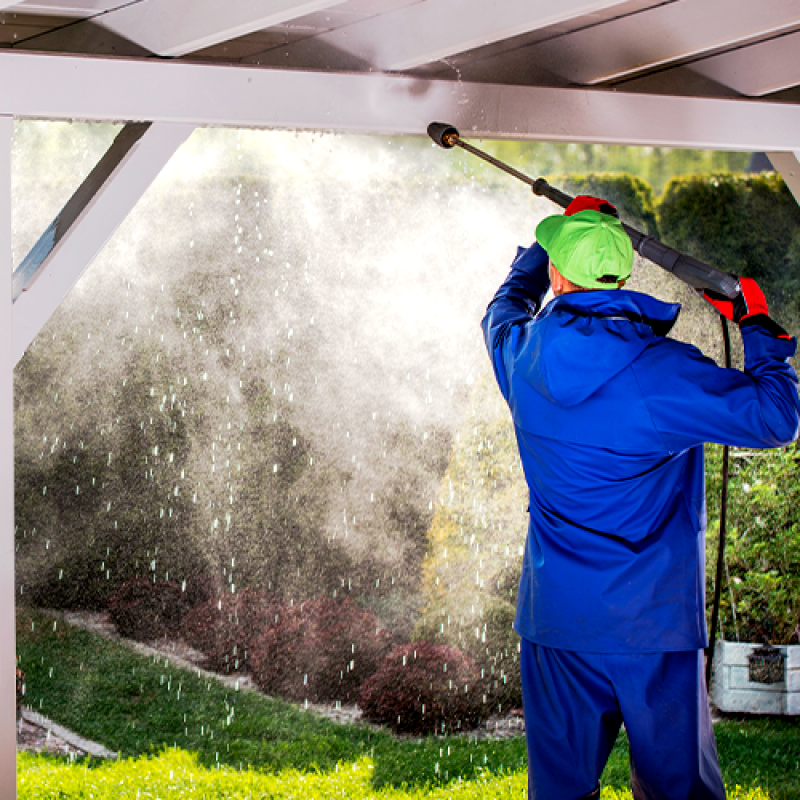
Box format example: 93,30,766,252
704,276,791,339
703,276,769,323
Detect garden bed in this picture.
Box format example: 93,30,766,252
15,608,800,798
35,608,526,740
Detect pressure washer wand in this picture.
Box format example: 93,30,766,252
427,122,740,299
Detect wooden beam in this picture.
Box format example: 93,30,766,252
12,120,194,364
2,52,800,151
0,113,16,800
96,0,350,57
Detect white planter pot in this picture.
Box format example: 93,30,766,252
711,640,800,715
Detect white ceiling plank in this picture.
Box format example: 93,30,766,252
12,120,194,364
538,0,800,86
691,32,800,97
308,0,636,71
3,52,800,152
96,0,352,57
766,152,800,206
10,0,124,15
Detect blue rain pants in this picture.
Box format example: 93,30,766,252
520,639,726,800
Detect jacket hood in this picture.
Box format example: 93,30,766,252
518,290,681,408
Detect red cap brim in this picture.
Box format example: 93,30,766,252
565,195,619,218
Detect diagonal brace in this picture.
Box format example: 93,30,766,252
12,120,194,365
766,151,800,207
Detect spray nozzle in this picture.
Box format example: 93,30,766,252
427,122,460,149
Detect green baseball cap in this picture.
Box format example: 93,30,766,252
536,209,633,289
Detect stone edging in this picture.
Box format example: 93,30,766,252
21,709,118,759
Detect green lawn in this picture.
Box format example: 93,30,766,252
15,608,800,799
17,749,776,800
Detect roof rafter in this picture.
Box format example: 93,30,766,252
96,0,350,57
537,0,800,86
300,0,636,72
691,31,800,97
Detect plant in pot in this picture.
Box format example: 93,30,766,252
706,443,799,710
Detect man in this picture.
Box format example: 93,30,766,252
481,196,800,799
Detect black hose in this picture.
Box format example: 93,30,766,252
705,316,732,690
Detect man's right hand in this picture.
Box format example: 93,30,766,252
704,276,791,338
703,276,769,323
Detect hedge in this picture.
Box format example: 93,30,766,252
657,173,800,319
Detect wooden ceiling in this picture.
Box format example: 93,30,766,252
2,1,800,151
2,1,798,100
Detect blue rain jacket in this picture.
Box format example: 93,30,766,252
482,243,800,653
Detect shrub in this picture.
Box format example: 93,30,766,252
181,588,283,674
475,599,522,713
107,577,188,641
413,597,522,716
249,596,393,703
357,642,486,735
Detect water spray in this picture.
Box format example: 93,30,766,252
429,121,734,687
427,122,740,299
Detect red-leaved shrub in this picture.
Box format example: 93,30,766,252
249,596,393,703
107,577,187,641
357,642,486,735
181,588,283,674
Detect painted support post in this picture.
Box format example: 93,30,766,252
767,151,800,206
12,121,195,365
0,114,17,799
